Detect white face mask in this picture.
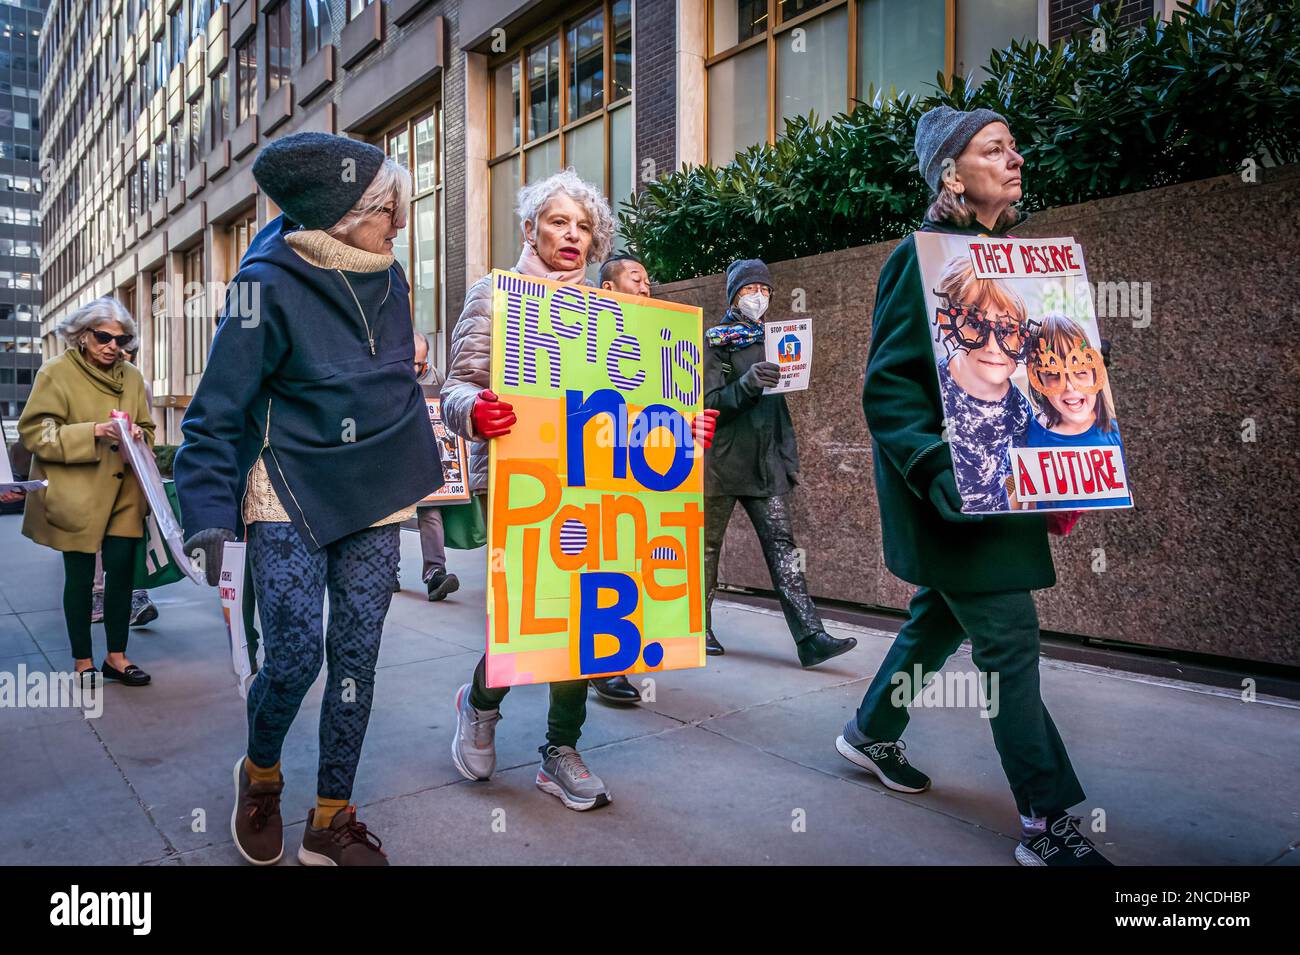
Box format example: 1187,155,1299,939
736,291,769,322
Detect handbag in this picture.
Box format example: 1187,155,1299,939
441,495,487,550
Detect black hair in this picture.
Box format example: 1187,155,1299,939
599,252,642,287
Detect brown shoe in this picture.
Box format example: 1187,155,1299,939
230,755,284,865
298,807,389,866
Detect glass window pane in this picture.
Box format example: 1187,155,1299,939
527,38,560,141
414,112,438,193
564,118,605,196
492,61,520,155
777,6,847,129
612,0,632,100
412,194,439,334
524,136,560,185
712,0,769,53
491,156,521,270
609,103,632,218
388,128,409,171
567,9,604,121
956,0,1038,84
707,43,767,162
779,0,834,20
857,0,945,103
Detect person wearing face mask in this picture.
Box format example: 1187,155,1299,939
702,259,857,667
838,106,1111,866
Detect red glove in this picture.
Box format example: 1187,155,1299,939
472,389,516,439
691,409,719,451
1046,510,1082,537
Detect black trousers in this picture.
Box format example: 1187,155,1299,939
854,586,1086,818
469,654,588,754
704,492,825,643
63,535,138,660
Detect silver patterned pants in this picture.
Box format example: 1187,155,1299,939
704,492,825,644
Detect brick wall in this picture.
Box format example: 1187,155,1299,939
634,0,677,192
1049,0,1154,42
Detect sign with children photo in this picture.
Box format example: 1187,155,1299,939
914,234,1134,514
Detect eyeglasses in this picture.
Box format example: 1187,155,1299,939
933,291,1039,363
90,329,133,348
369,204,397,222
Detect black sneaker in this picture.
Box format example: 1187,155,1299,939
129,590,158,628
705,629,725,655
835,735,931,793
1016,813,1113,867
426,570,461,602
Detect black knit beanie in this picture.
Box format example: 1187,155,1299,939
726,259,773,306
252,132,386,230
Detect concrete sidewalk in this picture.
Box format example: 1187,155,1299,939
1,513,1296,866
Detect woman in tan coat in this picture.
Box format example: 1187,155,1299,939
19,297,155,686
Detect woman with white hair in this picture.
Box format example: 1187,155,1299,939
173,132,442,867
18,296,155,687
441,168,714,811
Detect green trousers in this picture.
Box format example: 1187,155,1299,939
854,586,1085,818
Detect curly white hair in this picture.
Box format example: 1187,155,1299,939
56,296,138,351
515,167,615,264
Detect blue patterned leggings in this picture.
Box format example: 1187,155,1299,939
246,521,400,800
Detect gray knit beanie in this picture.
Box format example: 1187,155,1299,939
914,106,1009,196
253,132,386,230
726,259,773,306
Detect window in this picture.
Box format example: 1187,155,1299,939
235,35,257,125
348,0,374,21
267,1,291,94
303,0,334,59
231,212,258,271
154,140,168,201
171,6,186,68
183,246,208,381
189,100,202,168
488,1,634,271
150,271,170,394
705,0,1037,163
210,68,228,145
382,107,444,339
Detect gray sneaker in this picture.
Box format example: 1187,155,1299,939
91,590,104,624
536,745,611,811
451,682,500,781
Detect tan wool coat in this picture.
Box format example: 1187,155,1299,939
18,348,156,554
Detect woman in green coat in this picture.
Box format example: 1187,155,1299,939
19,297,156,687
835,107,1110,866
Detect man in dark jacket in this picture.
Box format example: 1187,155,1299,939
702,259,857,668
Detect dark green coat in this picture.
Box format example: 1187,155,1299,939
864,217,1055,593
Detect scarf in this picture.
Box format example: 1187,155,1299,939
285,229,395,272
705,307,765,350
515,242,586,283
68,345,126,396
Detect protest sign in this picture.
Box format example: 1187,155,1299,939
914,233,1133,514
0,450,44,493
420,397,471,504
218,540,255,698
763,318,813,394
486,270,705,688
111,414,207,583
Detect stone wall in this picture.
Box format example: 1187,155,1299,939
654,166,1300,667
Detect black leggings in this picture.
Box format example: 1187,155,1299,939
64,536,138,660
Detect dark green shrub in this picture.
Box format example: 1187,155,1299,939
620,0,1300,283
153,444,178,477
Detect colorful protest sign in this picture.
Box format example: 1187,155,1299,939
763,318,813,394
486,270,705,688
914,233,1133,514
421,397,471,504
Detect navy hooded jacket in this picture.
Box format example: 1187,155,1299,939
174,214,442,551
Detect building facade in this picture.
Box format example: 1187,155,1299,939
1,0,45,429
39,0,1162,444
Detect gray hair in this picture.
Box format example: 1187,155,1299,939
327,156,413,238
516,168,615,264
57,296,138,351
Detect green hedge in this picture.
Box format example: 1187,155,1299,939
619,0,1300,284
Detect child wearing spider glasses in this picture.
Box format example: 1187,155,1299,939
1015,313,1130,509
932,256,1036,512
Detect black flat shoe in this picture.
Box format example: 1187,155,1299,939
426,571,461,602
76,667,99,688
100,662,152,686
705,629,725,656
796,631,857,668
590,674,642,705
